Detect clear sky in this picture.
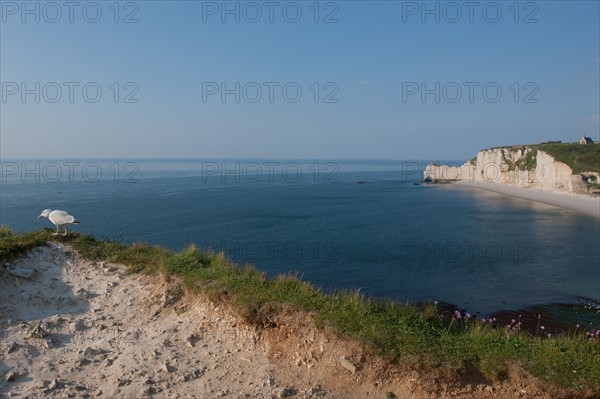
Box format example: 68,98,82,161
1,0,599,160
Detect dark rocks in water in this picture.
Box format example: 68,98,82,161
489,301,600,335
423,177,457,184
424,299,599,336
356,181,366,184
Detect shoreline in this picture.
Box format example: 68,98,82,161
452,180,600,219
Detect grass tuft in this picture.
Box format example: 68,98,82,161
0,226,52,262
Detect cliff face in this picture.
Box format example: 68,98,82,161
424,147,595,195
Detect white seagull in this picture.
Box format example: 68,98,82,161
38,209,80,236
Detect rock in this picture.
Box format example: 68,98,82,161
103,265,117,273
308,386,326,398
75,288,97,299
265,375,276,387
339,356,356,374
162,286,183,308
83,347,106,359
116,378,130,387
184,368,205,381
43,337,53,348
4,370,21,382
68,320,87,332
48,379,63,390
79,347,108,366
277,388,297,398
186,334,201,347
162,363,176,373
6,342,21,354
78,358,91,366
7,267,35,279
29,322,48,339
144,386,161,395
37,379,51,389
424,148,589,194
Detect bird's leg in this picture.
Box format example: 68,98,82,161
52,225,59,236
62,226,68,237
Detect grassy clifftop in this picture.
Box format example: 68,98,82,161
487,143,600,174
1,227,599,394
535,143,600,174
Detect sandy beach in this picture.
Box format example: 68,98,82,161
454,181,600,219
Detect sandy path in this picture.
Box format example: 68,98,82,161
453,180,600,219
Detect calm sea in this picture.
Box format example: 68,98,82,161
1,159,599,319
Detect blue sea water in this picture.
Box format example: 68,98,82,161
1,159,599,316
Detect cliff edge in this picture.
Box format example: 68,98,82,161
2,243,577,399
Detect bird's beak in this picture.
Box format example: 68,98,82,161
37,215,42,219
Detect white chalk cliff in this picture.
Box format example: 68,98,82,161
424,147,598,195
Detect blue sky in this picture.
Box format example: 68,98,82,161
1,0,599,160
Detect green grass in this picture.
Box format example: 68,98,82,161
508,148,538,172
486,143,599,174
535,143,600,174
0,226,51,261
1,227,599,393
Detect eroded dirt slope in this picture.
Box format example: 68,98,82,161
0,244,572,399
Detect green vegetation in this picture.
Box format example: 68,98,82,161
0,226,49,261
535,143,600,174
508,148,538,172
485,143,599,174
1,227,599,393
